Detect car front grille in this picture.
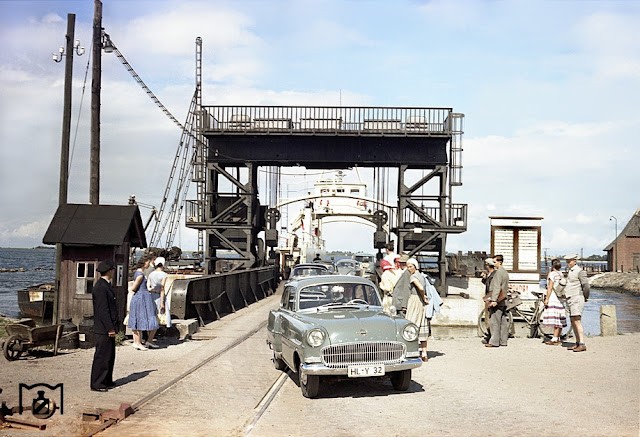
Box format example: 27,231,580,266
321,341,406,368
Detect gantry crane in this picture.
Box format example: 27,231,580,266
102,32,203,252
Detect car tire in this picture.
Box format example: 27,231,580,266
273,353,287,371
298,362,320,398
390,369,411,391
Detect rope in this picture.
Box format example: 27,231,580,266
69,48,92,170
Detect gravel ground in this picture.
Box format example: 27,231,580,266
1,289,638,437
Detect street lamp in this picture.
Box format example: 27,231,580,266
609,216,618,272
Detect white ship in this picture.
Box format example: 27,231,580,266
278,171,375,267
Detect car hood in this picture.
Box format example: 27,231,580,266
298,308,401,343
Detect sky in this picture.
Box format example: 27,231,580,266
0,0,638,258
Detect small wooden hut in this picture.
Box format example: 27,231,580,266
43,204,147,325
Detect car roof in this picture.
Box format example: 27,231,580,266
293,263,329,269
286,274,375,288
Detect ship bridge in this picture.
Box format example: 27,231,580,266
185,105,466,294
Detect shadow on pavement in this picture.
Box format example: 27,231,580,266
114,369,157,387
289,372,425,399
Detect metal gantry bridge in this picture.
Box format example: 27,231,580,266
185,105,467,294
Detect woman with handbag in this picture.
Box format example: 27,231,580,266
127,256,160,350
542,259,568,345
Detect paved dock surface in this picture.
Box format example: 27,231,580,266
1,287,639,437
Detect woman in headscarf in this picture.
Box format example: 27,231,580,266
379,259,400,313
405,258,429,362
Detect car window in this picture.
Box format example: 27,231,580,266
297,283,381,310
283,286,296,310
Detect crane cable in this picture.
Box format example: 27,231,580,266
103,32,185,131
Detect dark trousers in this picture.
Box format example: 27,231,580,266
91,333,116,389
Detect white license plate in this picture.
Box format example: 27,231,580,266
347,364,385,378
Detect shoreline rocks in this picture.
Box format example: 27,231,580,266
590,272,640,295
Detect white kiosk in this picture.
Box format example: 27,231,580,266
490,216,543,300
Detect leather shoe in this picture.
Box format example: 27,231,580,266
567,344,578,350
484,344,499,348
91,387,108,392
573,345,587,352
545,341,561,346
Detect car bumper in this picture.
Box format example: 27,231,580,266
301,358,422,376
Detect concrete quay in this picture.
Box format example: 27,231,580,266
1,283,639,437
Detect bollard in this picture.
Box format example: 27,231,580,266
600,305,618,336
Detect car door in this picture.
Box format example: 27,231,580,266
279,286,299,369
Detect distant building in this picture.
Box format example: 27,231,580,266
604,209,640,272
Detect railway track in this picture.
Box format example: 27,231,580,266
91,319,287,436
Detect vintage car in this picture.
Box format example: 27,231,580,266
288,263,331,280
266,275,422,398
335,259,362,276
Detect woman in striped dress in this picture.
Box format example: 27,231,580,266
542,258,567,345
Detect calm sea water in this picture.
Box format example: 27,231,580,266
0,248,638,333
0,247,56,318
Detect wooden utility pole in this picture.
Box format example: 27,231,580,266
58,14,75,206
90,0,102,205
54,13,78,324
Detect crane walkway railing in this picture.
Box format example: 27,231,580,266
200,106,459,136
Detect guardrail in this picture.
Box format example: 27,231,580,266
200,105,456,136
401,203,467,231
170,266,279,325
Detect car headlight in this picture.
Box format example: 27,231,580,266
306,328,326,347
402,323,419,342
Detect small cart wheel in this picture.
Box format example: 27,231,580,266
3,335,24,361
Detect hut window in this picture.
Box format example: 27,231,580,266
76,262,96,294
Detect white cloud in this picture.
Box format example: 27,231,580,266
0,0,638,259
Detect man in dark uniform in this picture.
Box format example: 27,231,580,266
91,260,119,392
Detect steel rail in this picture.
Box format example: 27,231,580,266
84,320,275,436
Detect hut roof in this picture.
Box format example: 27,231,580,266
42,204,147,247
604,208,640,251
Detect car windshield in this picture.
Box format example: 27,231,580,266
297,282,381,310
291,267,327,277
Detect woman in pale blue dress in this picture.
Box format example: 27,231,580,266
127,257,159,350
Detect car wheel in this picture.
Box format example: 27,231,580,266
390,369,411,391
298,362,320,398
273,353,287,371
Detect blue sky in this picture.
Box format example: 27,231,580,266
0,0,637,257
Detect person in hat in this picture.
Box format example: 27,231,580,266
147,256,170,332
485,254,510,348
480,258,496,344
91,260,119,392
405,258,428,361
378,259,400,313
563,254,590,352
